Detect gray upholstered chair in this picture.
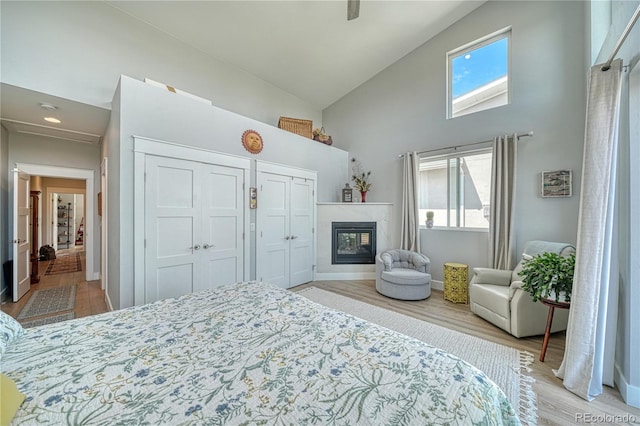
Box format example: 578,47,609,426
469,240,574,338
375,249,431,300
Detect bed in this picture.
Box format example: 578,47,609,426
2,281,519,425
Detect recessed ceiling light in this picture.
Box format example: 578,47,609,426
44,117,61,124
40,103,58,111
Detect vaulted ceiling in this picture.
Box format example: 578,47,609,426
1,1,484,143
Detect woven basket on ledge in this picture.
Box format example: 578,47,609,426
278,116,313,139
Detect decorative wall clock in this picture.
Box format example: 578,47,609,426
242,130,263,154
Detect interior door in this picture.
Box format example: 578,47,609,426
289,178,314,286
13,170,31,302
256,172,290,288
199,164,244,290
144,155,199,303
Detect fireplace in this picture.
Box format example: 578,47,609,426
331,222,377,264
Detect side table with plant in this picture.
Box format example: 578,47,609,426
518,251,576,303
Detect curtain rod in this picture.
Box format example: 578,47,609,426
601,4,640,71
398,131,533,158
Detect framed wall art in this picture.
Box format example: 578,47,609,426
541,170,572,198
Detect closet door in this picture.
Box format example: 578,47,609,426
256,164,316,289
199,164,245,291
256,172,290,288
289,178,314,286
144,155,199,303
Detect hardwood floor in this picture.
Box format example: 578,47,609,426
1,248,107,321
292,280,640,426
3,273,638,424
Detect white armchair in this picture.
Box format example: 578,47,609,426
469,241,574,338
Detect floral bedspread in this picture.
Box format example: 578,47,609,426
3,281,519,425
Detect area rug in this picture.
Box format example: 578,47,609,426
17,285,77,320
20,312,75,328
298,287,537,425
45,253,82,275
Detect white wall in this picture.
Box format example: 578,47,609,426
0,1,321,128
109,76,348,309
323,1,587,282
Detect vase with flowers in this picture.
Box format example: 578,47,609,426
351,158,372,202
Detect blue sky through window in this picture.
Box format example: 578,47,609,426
452,37,508,99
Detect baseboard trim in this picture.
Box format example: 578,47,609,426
315,272,376,280
431,279,444,291
105,291,114,312
615,363,640,408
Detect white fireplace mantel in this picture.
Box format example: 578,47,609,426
316,202,393,280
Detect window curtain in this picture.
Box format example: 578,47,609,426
400,152,420,252
555,59,622,400
489,134,517,270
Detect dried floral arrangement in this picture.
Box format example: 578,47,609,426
351,158,372,192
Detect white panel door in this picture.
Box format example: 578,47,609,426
13,170,31,302
256,172,290,288
199,164,244,291
289,178,314,286
145,156,199,303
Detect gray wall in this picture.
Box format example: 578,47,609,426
0,1,321,128
591,0,640,408
109,76,348,309
0,125,8,300
323,1,587,282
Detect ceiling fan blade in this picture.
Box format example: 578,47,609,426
347,0,360,20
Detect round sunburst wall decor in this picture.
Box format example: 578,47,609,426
242,130,263,154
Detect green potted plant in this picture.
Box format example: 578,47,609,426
518,252,576,303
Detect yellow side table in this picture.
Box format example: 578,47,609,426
443,262,469,304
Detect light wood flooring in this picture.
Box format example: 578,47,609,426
1,248,107,321
2,273,638,425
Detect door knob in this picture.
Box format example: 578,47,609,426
284,236,290,240
290,235,298,239
190,244,201,250
203,243,214,249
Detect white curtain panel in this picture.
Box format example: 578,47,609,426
555,59,622,400
400,152,420,252
489,134,518,270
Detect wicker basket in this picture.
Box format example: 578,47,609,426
278,117,313,139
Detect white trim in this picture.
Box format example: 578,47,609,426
256,159,317,181
431,279,444,291
16,163,95,283
615,364,640,408
105,289,114,312
133,136,250,170
132,136,250,306
100,157,108,293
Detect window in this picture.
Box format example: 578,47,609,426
447,28,510,119
418,149,492,229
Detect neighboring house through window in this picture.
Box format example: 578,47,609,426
419,148,492,229
447,28,511,118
